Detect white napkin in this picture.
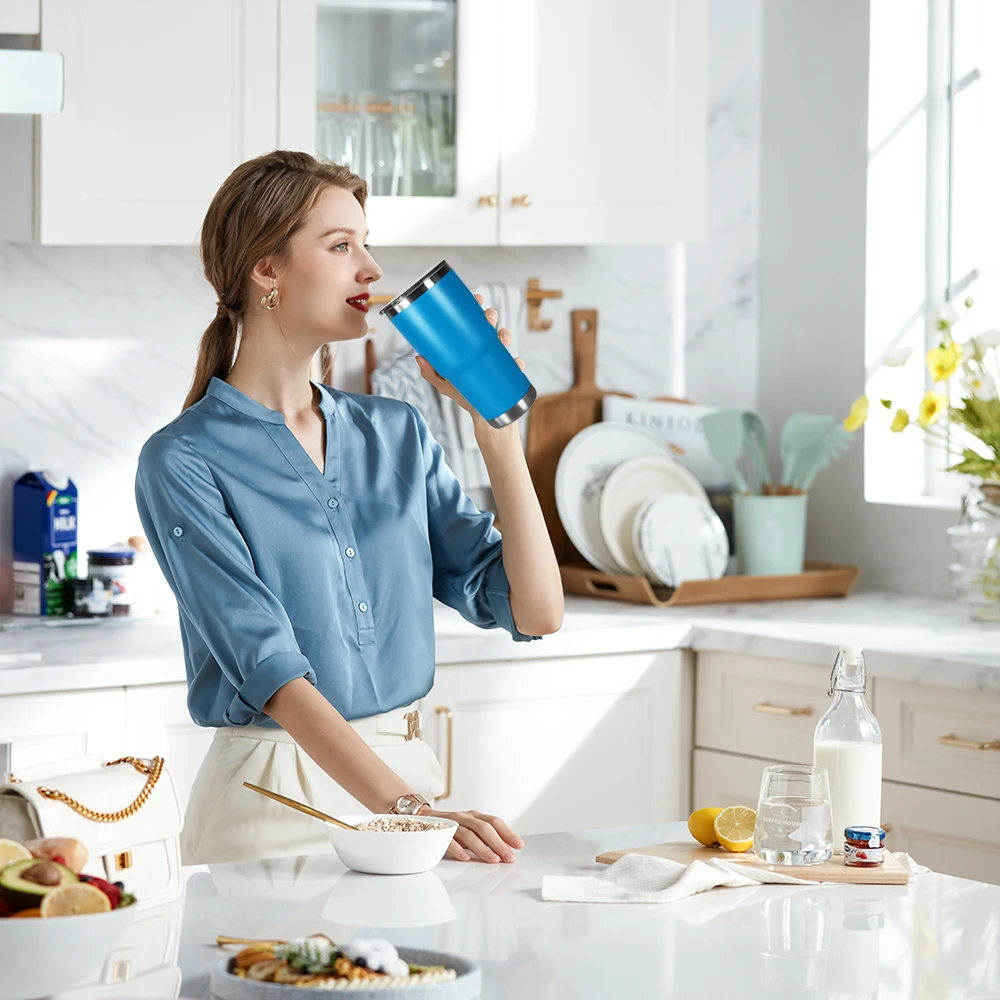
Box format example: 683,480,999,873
541,852,929,904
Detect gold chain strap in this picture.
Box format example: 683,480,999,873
35,756,164,824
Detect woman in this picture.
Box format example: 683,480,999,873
135,150,564,866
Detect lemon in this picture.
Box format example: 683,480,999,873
40,882,111,918
0,838,32,872
687,807,723,847
713,806,756,852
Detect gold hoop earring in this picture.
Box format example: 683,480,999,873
261,286,279,310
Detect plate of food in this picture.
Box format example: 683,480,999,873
0,835,138,1000
212,935,481,999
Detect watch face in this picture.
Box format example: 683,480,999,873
396,794,426,815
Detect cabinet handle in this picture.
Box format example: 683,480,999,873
511,194,533,207
435,705,453,800
478,194,498,207
881,823,892,834
752,701,813,717
937,733,1000,751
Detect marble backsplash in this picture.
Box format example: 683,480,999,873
0,0,760,610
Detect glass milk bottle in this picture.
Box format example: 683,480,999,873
813,645,882,849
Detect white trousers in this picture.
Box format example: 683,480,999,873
180,703,446,865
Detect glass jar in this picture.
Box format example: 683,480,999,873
87,548,135,616
844,826,886,868
947,483,1000,623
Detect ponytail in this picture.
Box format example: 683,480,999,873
182,306,239,411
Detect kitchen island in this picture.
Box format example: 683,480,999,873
173,821,999,999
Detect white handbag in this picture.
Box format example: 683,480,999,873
0,754,183,910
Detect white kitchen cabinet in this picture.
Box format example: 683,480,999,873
278,0,706,246
692,747,775,810
125,684,214,813
881,780,1000,885
0,689,127,775
420,650,692,835
497,0,707,245
19,0,279,244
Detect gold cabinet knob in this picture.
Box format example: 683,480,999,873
511,194,533,207
478,194,499,208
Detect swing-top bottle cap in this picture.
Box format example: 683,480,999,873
841,644,864,663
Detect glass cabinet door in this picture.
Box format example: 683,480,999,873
315,0,456,198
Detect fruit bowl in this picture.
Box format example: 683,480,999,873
0,902,136,1000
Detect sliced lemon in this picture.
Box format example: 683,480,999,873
0,838,32,871
40,882,111,918
687,807,723,848
714,806,756,852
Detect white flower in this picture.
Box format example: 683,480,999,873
882,346,913,367
978,328,1000,349
968,372,996,400
932,304,960,330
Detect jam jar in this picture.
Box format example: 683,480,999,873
844,826,886,867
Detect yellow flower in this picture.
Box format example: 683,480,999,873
917,391,948,427
890,409,909,433
925,341,962,382
843,395,869,432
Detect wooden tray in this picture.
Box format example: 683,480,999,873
596,840,910,885
561,561,861,607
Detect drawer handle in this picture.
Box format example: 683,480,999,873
752,701,813,717
937,733,1000,751
435,705,453,800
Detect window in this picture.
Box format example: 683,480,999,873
865,0,1000,505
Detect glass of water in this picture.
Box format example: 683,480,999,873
754,764,833,865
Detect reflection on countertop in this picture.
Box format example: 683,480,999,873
3,590,1000,696
174,821,1000,1000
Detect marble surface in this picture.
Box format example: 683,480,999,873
0,0,762,612
127,822,1000,1000
2,590,1000,698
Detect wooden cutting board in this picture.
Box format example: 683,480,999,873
595,841,910,885
524,309,633,562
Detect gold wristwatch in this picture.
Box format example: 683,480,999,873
389,793,429,816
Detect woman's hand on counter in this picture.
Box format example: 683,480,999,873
420,806,524,863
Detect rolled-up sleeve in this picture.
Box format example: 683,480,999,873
135,432,317,724
408,403,541,643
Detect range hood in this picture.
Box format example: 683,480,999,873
0,49,63,113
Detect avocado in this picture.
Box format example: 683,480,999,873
0,858,78,911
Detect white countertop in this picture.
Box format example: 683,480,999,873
2,590,1000,697
169,822,1000,999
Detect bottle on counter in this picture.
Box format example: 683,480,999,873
813,644,882,851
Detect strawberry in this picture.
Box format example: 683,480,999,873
51,854,67,866
0,898,13,918
79,874,122,909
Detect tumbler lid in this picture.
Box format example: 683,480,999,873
379,260,452,318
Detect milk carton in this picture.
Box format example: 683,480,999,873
12,471,79,615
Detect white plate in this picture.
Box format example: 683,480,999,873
555,423,674,574
597,454,710,575
632,493,730,587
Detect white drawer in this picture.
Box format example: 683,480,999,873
882,780,1000,884
878,680,1000,800
695,652,850,763
692,747,779,810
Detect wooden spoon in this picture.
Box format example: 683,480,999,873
242,781,360,831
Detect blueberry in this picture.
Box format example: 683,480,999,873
354,957,367,969
114,881,125,889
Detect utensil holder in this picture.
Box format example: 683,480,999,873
734,492,809,576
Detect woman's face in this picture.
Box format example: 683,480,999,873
267,185,383,348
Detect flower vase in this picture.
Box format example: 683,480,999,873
947,483,1000,622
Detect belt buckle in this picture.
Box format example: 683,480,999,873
405,710,421,741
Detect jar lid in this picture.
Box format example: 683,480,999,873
87,548,135,563
844,825,885,842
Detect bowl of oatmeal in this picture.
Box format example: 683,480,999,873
325,815,458,875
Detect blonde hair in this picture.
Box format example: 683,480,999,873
184,150,367,410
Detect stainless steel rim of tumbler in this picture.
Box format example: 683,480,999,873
487,385,537,428
379,260,452,318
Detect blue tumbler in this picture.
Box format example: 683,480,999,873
380,261,537,427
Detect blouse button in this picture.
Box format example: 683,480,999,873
358,602,368,613
172,526,184,538
327,498,339,509
346,547,356,558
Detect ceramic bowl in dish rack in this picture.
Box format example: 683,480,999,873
555,422,675,574
632,493,729,587
597,453,710,576
0,903,136,1000
325,815,458,875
